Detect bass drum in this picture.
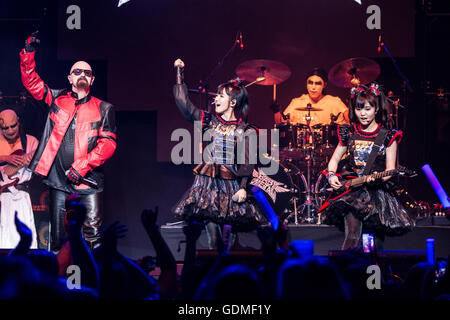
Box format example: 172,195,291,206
313,171,331,211
249,159,307,222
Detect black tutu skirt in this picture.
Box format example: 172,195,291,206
173,174,265,232
323,186,415,237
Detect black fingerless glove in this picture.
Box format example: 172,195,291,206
25,32,40,53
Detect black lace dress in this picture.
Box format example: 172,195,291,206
323,124,415,237
172,83,264,232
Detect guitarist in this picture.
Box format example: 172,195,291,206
0,109,39,249
323,84,414,250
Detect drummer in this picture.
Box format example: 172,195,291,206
272,67,349,126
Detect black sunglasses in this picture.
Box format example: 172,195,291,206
71,68,93,77
1,122,18,130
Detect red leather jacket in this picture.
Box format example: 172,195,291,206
20,50,116,192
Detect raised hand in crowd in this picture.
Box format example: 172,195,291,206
8,212,32,256
99,220,128,255
96,220,158,299
141,207,177,299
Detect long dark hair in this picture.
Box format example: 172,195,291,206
217,79,249,119
348,84,392,127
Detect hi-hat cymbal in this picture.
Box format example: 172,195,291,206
235,59,291,86
328,57,380,88
295,106,323,111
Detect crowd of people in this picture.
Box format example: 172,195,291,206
0,196,448,300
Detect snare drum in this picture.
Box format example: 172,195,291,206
274,123,300,150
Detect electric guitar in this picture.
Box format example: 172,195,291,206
2,149,32,176
0,149,31,193
318,167,417,213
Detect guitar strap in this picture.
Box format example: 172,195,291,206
19,133,28,155
362,127,389,176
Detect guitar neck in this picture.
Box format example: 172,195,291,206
370,169,398,180
351,169,398,186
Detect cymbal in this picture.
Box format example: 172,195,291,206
235,59,291,86
295,106,323,111
328,57,380,88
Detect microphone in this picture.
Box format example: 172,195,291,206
377,34,382,53
66,170,99,188
81,176,99,189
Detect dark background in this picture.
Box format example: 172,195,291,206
0,0,448,258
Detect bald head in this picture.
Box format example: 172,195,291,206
68,61,95,92
0,109,20,142
70,61,92,74
0,109,18,125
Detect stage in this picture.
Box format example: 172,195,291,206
161,223,450,261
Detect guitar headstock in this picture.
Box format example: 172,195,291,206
397,166,417,178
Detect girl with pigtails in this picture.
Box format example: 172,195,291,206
323,83,415,250
172,59,264,249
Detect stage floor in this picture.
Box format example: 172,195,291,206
160,223,450,261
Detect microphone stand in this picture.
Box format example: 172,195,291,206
197,31,242,110
379,40,410,167
380,41,414,94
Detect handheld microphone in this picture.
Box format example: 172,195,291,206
81,177,98,189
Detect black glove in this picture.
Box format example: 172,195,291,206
66,167,82,185
25,31,40,53
269,102,280,114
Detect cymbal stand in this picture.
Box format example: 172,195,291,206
302,104,315,223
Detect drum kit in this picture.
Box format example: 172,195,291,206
236,57,382,225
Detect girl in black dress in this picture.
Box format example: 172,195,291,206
172,59,263,249
323,84,414,250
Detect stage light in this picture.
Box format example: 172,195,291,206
426,238,435,265
421,164,450,209
118,0,131,7
251,186,279,231
354,0,362,4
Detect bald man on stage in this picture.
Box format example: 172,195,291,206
20,33,117,251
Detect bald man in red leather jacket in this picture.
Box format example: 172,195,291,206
20,34,117,251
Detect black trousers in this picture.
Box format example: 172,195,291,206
49,188,103,251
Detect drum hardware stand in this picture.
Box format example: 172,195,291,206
284,194,300,225
283,166,300,225
293,196,298,225
302,104,317,224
